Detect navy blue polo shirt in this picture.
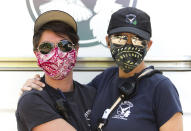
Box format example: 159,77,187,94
88,66,182,131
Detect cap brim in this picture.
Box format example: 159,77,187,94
34,10,77,33
108,27,150,40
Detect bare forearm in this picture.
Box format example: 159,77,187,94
33,118,76,131
159,112,183,131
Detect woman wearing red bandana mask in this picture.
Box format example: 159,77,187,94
16,10,96,131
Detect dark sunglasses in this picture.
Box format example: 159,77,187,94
38,40,75,54
110,35,147,47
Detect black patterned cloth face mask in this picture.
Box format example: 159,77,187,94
110,35,148,73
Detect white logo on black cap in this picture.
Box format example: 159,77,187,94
125,14,137,25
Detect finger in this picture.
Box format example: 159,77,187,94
26,78,45,87
22,79,35,89
32,79,45,87
22,82,43,91
21,78,44,91
34,74,41,80
28,83,43,91
19,90,23,96
21,86,32,92
21,78,45,93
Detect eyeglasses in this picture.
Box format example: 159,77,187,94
38,40,75,54
110,35,147,47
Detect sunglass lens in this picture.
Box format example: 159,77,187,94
58,40,74,52
111,35,128,45
38,42,53,54
131,36,146,47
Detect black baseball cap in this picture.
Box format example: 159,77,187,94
107,7,151,40
34,10,77,33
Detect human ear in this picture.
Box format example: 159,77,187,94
146,40,152,51
75,45,79,55
33,50,38,56
105,36,110,48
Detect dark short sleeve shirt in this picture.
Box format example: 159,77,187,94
16,90,61,131
88,66,182,131
16,78,96,131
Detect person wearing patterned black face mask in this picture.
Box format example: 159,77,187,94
89,7,183,131
105,7,153,77
20,7,183,131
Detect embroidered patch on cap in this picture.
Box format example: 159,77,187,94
125,14,137,25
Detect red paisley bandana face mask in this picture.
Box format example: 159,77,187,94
35,47,77,80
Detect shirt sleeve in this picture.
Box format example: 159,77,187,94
153,78,183,128
88,67,117,91
87,72,103,90
17,93,62,131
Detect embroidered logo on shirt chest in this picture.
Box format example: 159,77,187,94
112,101,133,120
84,109,91,127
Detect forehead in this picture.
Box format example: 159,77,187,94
112,32,137,36
39,30,71,44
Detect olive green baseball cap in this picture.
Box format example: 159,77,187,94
34,10,77,33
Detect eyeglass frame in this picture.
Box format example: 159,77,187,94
37,39,76,54
109,33,148,48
